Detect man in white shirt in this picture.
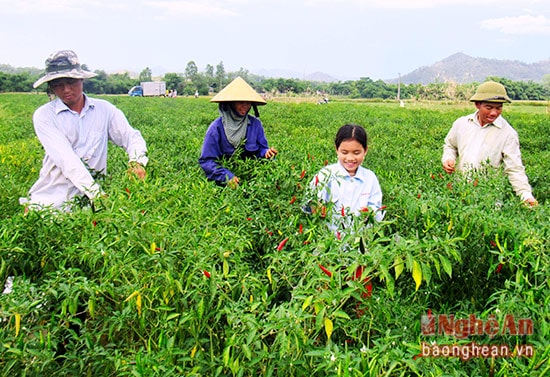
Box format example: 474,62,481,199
20,50,148,211
442,81,537,206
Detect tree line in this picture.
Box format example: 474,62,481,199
1,61,549,101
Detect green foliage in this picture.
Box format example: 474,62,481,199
0,95,548,376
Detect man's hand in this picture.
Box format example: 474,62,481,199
128,161,146,180
265,147,278,159
442,159,455,174
525,198,538,207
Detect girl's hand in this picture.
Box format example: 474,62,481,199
442,159,455,174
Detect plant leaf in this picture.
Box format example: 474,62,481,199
324,317,333,340
412,260,422,291
394,255,404,280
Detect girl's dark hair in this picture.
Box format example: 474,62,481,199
334,124,368,149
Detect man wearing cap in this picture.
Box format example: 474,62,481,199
20,50,148,211
442,81,537,205
199,77,277,188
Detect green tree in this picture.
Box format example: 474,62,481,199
107,72,137,94
164,72,183,92
138,67,153,82
85,70,108,94
215,61,226,92
542,74,550,91
184,61,198,80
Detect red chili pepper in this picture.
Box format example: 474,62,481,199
473,178,478,187
496,264,503,274
246,217,252,221
92,220,97,227
363,281,372,298
314,175,319,186
354,265,364,280
320,206,326,218
298,223,303,234
341,207,346,217
203,270,211,278
430,173,435,180
360,207,369,213
289,196,296,204
125,187,131,194
417,193,421,199
277,237,289,251
319,264,332,277
336,231,341,240
377,205,387,211
447,182,453,190
299,170,306,180
265,228,273,236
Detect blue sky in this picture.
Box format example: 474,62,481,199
1,0,549,81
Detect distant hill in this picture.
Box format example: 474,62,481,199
387,53,550,85
254,68,340,83
0,64,42,76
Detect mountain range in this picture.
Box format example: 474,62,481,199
386,52,550,85
257,53,550,85
3,53,549,85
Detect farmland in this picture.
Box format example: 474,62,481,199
0,93,549,376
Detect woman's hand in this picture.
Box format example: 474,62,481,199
228,176,240,189
265,147,278,159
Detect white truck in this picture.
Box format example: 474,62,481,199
128,81,166,97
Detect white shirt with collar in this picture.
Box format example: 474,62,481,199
310,161,384,232
20,95,148,210
442,111,533,201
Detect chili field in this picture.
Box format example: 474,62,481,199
0,93,549,376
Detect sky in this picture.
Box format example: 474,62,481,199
1,0,549,81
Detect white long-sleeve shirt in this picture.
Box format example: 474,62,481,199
20,95,148,210
442,111,533,201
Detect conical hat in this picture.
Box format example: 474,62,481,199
210,77,266,105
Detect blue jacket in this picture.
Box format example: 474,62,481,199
199,115,270,184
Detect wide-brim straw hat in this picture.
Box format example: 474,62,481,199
33,50,97,88
469,81,511,103
210,77,267,105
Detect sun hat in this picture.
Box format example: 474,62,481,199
469,81,511,103
33,50,97,88
210,77,267,105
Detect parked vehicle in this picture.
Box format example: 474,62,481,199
128,81,166,97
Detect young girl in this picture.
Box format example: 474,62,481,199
306,124,384,234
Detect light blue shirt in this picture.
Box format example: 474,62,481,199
20,95,148,210
309,161,384,232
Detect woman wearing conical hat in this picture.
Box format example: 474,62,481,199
199,77,278,187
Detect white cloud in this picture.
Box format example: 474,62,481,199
481,15,550,35
303,0,505,9
143,1,240,18
0,0,129,14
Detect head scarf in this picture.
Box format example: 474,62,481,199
219,103,250,148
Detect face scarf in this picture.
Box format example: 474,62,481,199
219,103,250,148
